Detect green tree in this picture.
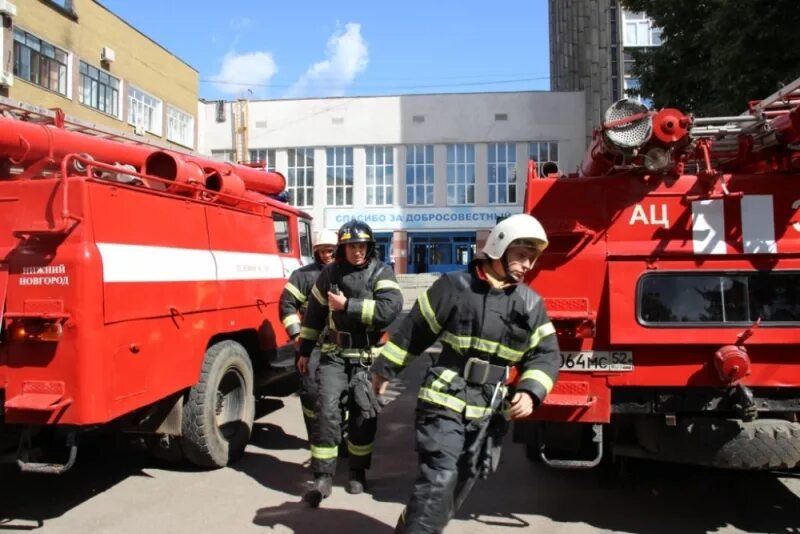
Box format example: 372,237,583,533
621,0,800,115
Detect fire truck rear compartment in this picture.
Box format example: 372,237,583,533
618,416,800,470
611,387,800,469
516,387,800,470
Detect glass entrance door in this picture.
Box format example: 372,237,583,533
412,244,428,274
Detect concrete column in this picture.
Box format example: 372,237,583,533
515,142,529,203
434,144,447,207
275,148,288,176
313,147,326,231
353,146,366,210
475,143,488,206
392,230,408,274
395,145,406,207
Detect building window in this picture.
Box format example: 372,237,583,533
529,142,560,174
79,61,120,117
366,146,394,206
249,148,276,171
326,147,353,206
167,106,194,148
46,0,73,9
215,101,226,122
128,86,162,135
406,144,434,206
488,143,517,204
211,150,234,162
622,10,661,47
446,143,475,205
623,78,653,108
13,29,69,96
287,148,315,207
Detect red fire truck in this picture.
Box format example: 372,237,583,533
516,77,800,469
0,100,312,473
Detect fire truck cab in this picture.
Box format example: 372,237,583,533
516,77,800,470
0,100,310,473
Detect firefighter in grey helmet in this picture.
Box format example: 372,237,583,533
372,214,561,533
297,219,403,506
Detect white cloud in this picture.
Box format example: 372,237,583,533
211,51,277,97
286,22,368,98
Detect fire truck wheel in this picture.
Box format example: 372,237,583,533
705,419,800,470
651,417,800,470
182,340,255,469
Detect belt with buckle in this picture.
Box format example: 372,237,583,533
462,357,507,385
327,330,380,350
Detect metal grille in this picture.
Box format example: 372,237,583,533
603,99,652,149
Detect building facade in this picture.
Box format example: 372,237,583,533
199,91,585,274
549,0,660,142
0,0,198,149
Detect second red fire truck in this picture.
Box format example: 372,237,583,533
517,77,800,470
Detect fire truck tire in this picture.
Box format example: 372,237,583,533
181,340,255,469
708,419,800,470
655,418,800,470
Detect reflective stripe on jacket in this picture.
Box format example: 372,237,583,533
279,261,323,338
372,261,560,416
298,258,403,356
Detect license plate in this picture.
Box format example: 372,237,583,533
559,351,633,372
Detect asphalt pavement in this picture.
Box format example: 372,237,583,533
1,352,799,533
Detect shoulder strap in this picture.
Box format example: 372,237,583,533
367,261,384,291
443,270,471,290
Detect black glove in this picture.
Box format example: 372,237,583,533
350,369,382,419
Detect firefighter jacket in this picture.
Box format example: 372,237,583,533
279,261,324,338
372,261,560,419
298,258,403,358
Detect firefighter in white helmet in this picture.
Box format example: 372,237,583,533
371,213,561,533
279,229,338,446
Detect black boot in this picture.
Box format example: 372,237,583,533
346,469,366,494
303,473,333,507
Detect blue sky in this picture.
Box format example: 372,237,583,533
100,0,551,101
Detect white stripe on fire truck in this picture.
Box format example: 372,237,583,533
691,199,727,255
281,257,302,277
96,243,285,283
741,195,777,254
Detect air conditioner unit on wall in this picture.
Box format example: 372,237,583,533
0,0,17,17
133,124,145,136
101,47,116,63
0,72,13,88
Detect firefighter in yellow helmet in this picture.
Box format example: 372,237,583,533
279,229,338,443
372,214,561,533
297,219,404,506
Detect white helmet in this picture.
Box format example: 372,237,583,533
482,214,548,260
313,229,338,249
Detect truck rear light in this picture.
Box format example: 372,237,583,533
8,320,63,342
554,320,595,339
577,320,596,338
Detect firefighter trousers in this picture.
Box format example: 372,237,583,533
299,347,322,442
300,348,349,447
395,408,482,534
310,351,377,475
